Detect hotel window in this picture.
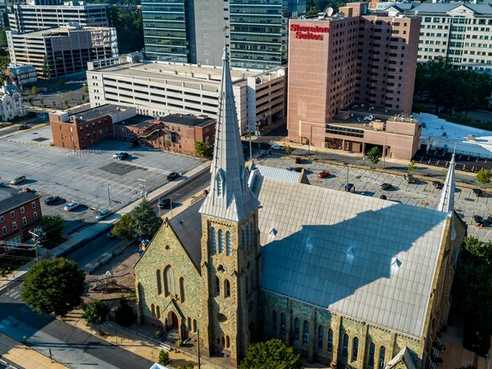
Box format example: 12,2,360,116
12,222,17,231
22,217,27,226
20,207,25,214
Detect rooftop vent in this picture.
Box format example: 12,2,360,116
390,256,402,276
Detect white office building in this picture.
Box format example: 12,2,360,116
87,61,286,135
0,83,26,121
8,1,109,33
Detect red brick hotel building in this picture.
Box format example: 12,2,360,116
287,2,422,160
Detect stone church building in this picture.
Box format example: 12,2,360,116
134,50,466,369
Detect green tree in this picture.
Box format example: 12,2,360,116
83,300,109,324
195,141,213,159
112,213,134,240
240,339,302,369
476,168,491,185
109,7,143,54
407,160,417,174
130,200,162,240
158,350,170,365
367,147,381,166
452,237,492,355
21,258,85,316
31,86,38,96
40,215,65,247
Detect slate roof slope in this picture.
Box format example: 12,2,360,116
257,178,449,338
169,199,204,268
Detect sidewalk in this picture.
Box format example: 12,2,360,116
0,333,69,369
0,162,211,293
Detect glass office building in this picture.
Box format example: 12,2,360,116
142,0,195,62
142,0,305,68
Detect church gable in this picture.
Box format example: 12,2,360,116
135,220,202,327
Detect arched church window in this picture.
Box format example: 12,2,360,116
378,346,386,369
225,231,232,255
193,319,197,332
151,304,155,317
327,329,333,352
164,265,174,296
302,320,309,344
156,269,162,294
342,333,349,361
179,277,185,303
293,318,300,341
317,325,323,350
215,276,220,296
218,229,225,253
368,342,376,368
280,313,286,337
209,226,217,255
249,219,255,248
156,305,160,319
224,279,231,298
352,337,359,362
226,336,230,348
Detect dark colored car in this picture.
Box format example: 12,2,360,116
380,183,395,191
44,196,63,206
319,170,331,179
113,152,129,160
404,174,417,184
473,215,484,226
473,188,483,197
167,172,180,181
344,183,355,193
379,194,388,200
158,198,172,209
432,181,444,190
18,124,30,130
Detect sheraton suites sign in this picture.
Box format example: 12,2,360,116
290,24,329,40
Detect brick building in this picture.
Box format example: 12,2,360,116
49,104,136,150
0,186,41,242
287,2,421,160
115,114,216,156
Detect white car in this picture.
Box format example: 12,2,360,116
271,144,282,150
95,208,111,221
64,202,80,211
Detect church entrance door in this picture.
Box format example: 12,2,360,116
167,311,179,330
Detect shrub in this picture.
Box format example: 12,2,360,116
82,300,109,324
158,350,170,365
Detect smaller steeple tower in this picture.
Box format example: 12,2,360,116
437,152,456,213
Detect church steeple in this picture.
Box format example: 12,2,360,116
437,152,456,213
200,48,259,222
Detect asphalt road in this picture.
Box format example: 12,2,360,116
0,283,152,369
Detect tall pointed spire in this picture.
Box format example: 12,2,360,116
199,48,259,222
437,152,456,213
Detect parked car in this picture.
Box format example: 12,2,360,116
432,181,443,190
380,183,396,191
64,201,80,211
271,144,282,151
318,170,331,179
167,172,180,181
404,174,417,184
112,152,129,160
9,176,26,185
380,194,388,200
95,208,111,221
472,188,483,197
18,124,30,130
344,183,355,193
473,215,485,227
44,196,63,206
158,198,172,209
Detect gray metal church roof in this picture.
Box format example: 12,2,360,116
257,177,449,338
410,3,492,15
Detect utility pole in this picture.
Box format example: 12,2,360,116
197,329,201,369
